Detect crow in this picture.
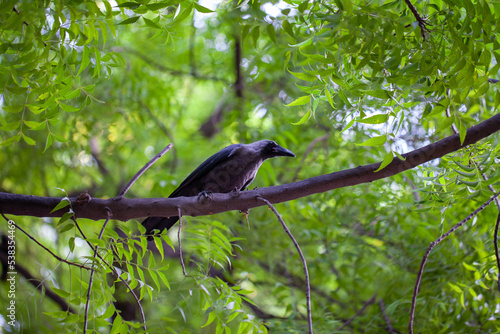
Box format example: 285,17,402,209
142,140,295,237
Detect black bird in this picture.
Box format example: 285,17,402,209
142,140,295,237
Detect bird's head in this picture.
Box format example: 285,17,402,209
252,140,295,159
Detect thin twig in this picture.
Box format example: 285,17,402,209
409,190,500,333
177,207,187,276
378,298,395,334
257,196,313,334
0,212,90,270
494,212,500,293
293,133,330,181
117,143,173,197
337,294,377,331
404,0,430,40
83,210,112,334
0,251,77,313
71,216,147,332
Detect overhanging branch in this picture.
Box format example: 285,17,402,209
1,113,500,221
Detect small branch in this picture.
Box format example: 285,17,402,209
494,212,500,293
234,35,243,98
0,251,76,313
404,0,430,40
409,190,500,333
71,217,147,332
337,294,377,331
0,212,90,270
378,298,395,334
257,196,313,334
117,47,231,84
177,207,187,276
83,210,112,334
137,99,178,172
117,143,173,197
293,133,330,181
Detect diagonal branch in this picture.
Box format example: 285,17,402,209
2,113,500,221
257,196,313,334
0,251,77,314
0,213,91,270
71,216,147,332
117,143,173,197
337,294,377,330
409,190,500,333
83,211,112,334
404,0,430,40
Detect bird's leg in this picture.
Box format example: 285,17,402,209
197,190,213,205
239,209,250,229
230,187,241,196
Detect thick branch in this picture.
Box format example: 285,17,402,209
1,113,500,221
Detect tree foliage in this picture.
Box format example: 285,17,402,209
1,0,500,333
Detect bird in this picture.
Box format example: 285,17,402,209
142,140,295,238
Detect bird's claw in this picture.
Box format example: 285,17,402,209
230,187,241,197
198,190,213,205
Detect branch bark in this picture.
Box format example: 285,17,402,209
1,113,500,221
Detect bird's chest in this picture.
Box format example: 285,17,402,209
203,158,262,193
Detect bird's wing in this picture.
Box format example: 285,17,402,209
169,144,243,198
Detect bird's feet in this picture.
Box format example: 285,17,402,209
230,187,241,197
197,190,213,205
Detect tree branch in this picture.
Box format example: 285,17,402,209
404,0,430,40
257,196,313,334
337,294,377,331
0,251,77,314
0,213,91,270
2,113,500,221
409,190,500,333
117,143,173,197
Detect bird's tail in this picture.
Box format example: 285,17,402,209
142,216,179,239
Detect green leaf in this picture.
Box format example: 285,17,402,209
174,3,193,23
24,120,45,130
202,312,217,328
356,135,387,146
52,287,71,298
117,2,141,9
58,223,75,234
1,134,21,146
287,70,316,82
154,236,164,261
2,105,23,113
117,16,141,25
51,197,71,213
143,17,161,29
291,110,311,125
288,36,314,48
375,151,394,172
448,282,462,293
285,95,310,106
146,2,172,10
194,3,214,13
57,211,74,226
77,46,90,75
325,88,334,108
459,121,466,145
59,103,80,112
340,118,355,133
266,24,276,44
357,114,388,124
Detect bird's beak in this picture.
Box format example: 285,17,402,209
274,145,295,157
